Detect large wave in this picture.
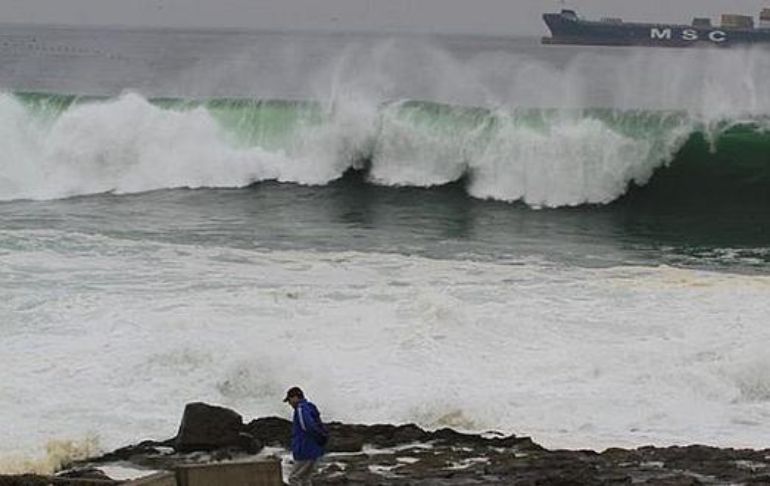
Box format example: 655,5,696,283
0,91,768,207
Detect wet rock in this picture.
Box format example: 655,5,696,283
237,431,263,454
390,424,429,445
243,416,292,448
87,439,173,463
0,476,50,486
27,402,770,486
56,467,114,480
174,402,244,452
326,434,365,453
639,476,703,485
0,475,119,485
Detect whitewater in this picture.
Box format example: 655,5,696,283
1,25,770,468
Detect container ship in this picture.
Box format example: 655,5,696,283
542,8,770,47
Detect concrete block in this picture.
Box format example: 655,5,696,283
176,460,283,486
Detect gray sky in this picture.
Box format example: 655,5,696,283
1,0,768,36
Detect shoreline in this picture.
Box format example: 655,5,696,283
2,402,769,485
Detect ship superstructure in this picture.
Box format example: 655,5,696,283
542,9,770,47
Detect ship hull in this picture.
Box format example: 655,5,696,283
543,12,770,48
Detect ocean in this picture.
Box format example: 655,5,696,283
1,24,770,465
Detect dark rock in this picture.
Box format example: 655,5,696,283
0,476,50,486
48,403,770,486
640,476,703,485
325,422,428,449
601,447,639,462
430,427,480,445
243,416,292,448
507,436,546,452
326,434,365,453
56,468,113,480
746,475,770,484
237,432,263,454
0,475,119,485
84,439,170,463
174,402,244,452
390,424,430,445
209,448,235,462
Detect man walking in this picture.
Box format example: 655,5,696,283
283,386,328,486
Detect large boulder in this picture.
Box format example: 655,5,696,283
326,434,365,453
174,402,245,452
243,417,292,448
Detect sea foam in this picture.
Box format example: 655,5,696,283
2,231,770,459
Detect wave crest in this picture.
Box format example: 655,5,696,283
1,91,765,207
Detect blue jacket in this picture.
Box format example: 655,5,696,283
291,399,328,460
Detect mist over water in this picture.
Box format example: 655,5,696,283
2,26,770,464
2,32,770,206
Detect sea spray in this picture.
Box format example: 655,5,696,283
0,435,100,475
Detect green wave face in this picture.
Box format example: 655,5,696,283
627,123,770,205
4,91,770,206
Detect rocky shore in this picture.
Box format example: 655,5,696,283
2,402,769,485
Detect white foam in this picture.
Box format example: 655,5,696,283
5,38,770,206
0,436,100,475
447,457,489,470
466,114,689,206
2,231,770,463
0,91,701,207
0,93,263,200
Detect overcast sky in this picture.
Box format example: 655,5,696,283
1,0,768,35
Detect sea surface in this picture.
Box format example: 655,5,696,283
1,24,770,465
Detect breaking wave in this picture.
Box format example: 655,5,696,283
0,91,768,207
